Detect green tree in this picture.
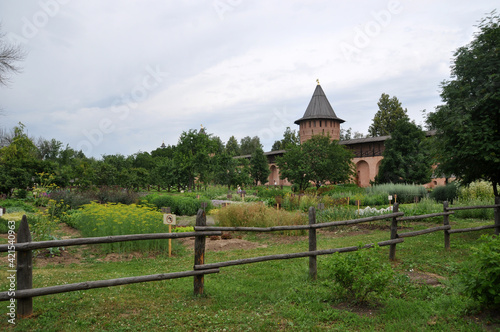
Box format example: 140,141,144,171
303,135,355,188
225,136,241,156
175,128,217,190
368,93,409,137
0,123,41,194
276,144,312,191
240,136,262,155
250,147,270,185
277,135,354,190
271,127,300,151
426,12,500,196
375,119,432,184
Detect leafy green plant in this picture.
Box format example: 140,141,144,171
146,194,213,215
68,202,173,253
0,199,38,213
430,183,458,203
460,235,500,308
452,198,495,220
458,181,498,201
366,183,427,204
325,246,394,304
215,202,306,234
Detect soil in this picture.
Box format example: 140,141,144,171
179,235,267,252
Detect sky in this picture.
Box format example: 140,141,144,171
0,1,497,158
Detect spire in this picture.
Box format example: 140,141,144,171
294,83,345,125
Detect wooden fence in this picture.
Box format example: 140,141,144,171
1,197,499,318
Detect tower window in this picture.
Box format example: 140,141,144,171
319,120,322,127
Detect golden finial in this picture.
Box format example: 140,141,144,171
316,79,320,85
201,124,204,129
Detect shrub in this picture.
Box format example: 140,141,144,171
0,217,17,233
317,206,358,223
460,235,500,308
325,246,394,304
361,193,388,206
68,202,174,253
366,183,427,204
399,198,442,218
49,190,93,209
452,198,495,220
458,181,498,201
146,194,213,216
430,183,458,203
255,186,287,200
0,199,37,213
216,203,306,234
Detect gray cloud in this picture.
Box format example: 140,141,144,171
0,0,496,157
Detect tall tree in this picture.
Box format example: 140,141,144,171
368,93,409,137
250,147,270,185
276,135,354,190
0,123,41,194
271,127,300,151
375,119,432,184
175,128,216,190
240,136,262,155
225,135,241,156
427,12,500,196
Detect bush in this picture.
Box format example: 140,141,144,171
452,198,495,220
460,235,500,308
216,203,306,234
68,202,175,253
0,199,37,213
430,183,458,203
366,184,427,204
49,187,139,209
326,246,394,304
458,181,498,201
255,186,287,200
146,194,213,216
0,217,17,233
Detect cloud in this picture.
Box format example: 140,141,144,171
0,0,497,157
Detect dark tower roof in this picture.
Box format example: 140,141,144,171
294,84,345,125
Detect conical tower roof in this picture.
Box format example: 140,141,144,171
294,84,345,124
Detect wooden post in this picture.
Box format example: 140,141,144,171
17,215,33,318
168,224,172,257
308,207,317,280
194,209,206,296
443,201,450,250
494,196,500,236
389,203,399,261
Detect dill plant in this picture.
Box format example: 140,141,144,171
70,202,173,253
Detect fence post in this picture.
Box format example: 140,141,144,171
194,209,206,296
389,203,399,261
17,215,33,318
443,201,450,249
495,196,500,236
308,207,317,280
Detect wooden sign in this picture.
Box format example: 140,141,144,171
163,214,176,225
388,195,393,201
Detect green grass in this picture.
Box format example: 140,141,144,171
0,216,498,330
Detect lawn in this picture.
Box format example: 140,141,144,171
0,217,498,331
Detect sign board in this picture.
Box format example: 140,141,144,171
388,195,393,201
163,213,176,225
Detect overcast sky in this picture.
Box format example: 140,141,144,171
0,1,497,158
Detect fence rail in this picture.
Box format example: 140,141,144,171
1,197,499,319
